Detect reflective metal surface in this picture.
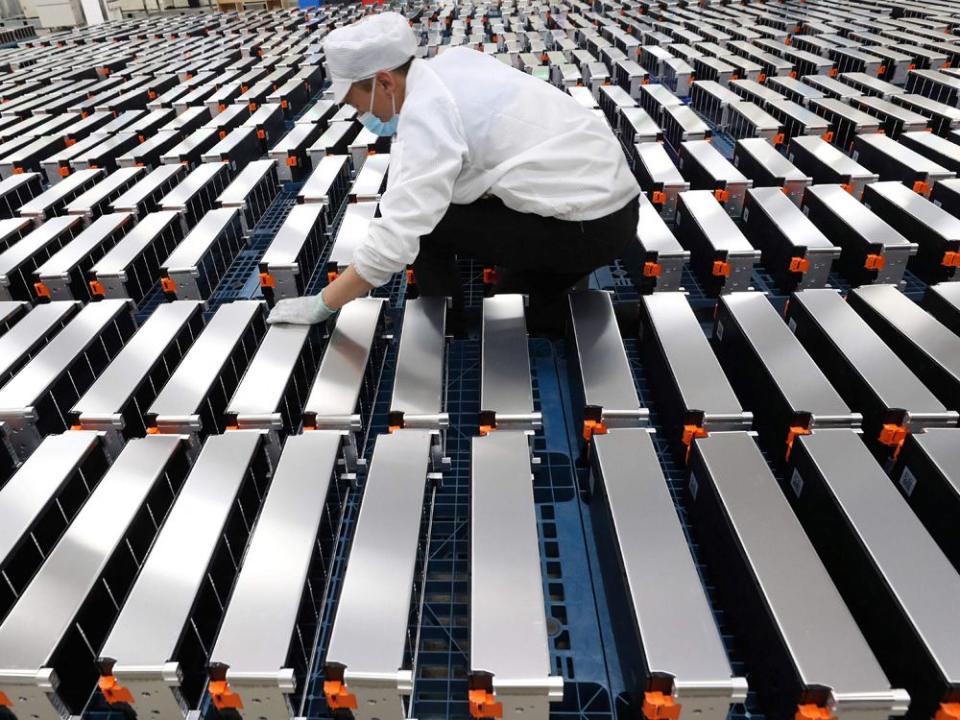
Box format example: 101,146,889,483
481,295,539,429
159,162,228,212
18,169,103,218
798,429,960,685
299,155,349,205
592,429,745,719
470,431,561,720
304,297,383,425
216,159,277,206
329,202,377,268
112,164,184,213
65,167,144,216
162,207,239,270
148,300,263,419
0,301,79,381
325,429,433,720
641,293,748,424
102,431,264,667
35,212,131,278
226,322,312,420
260,204,324,266
389,297,447,428
792,289,951,423
0,435,183,700
91,210,181,275
568,290,647,426
693,432,907,712
720,292,854,420
0,431,102,570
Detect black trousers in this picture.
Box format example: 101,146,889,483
412,195,639,328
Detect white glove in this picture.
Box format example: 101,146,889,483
267,291,336,325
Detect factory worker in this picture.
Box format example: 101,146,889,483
267,11,640,331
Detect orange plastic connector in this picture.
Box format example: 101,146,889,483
65,138,76,147
643,691,681,720
913,180,931,195
943,251,960,268
864,254,886,271
935,702,960,720
99,675,134,705
406,268,417,284
878,65,887,76
772,132,785,146
879,423,908,457
712,260,732,277
323,681,357,711
583,419,608,442
259,272,276,288
89,280,105,297
248,103,257,113
388,424,401,433
828,67,838,77
758,72,767,83
789,256,810,274
651,190,667,205
0,691,11,707
643,261,662,278
161,277,177,294
58,166,71,177
785,425,812,461
479,424,494,436
286,156,298,167
713,188,730,202
796,704,834,720
682,424,708,463
219,129,227,140
327,271,339,283
209,680,243,710
822,131,834,143
256,128,266,139
11,167,22,175
34,282,50,299
469,689,503,719
840,183,855,195
483,267,497,284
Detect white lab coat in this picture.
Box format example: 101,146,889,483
352,47,641,287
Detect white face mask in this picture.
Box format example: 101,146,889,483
359,75,399,136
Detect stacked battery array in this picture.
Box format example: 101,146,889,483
0,4,959,720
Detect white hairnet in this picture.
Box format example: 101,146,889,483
324,12,417,103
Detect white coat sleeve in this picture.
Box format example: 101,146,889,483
350,89,468,288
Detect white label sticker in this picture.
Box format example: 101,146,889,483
802,205,810,216
716,319,725,341
733,154,740,167
934,199,943,207
851,150,860,161
742,206,750,222
790,468,804,498
689,471,699,500
899,466,918,497
788,316,798,333
864,202,871,210
788,153,795,162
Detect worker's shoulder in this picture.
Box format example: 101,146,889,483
427,45,494,69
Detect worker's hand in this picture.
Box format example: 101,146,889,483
267,291,336,325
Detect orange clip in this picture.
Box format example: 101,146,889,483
259,272,276,288
65,138,76,147
469,689,503,719
256,128,266,139
219,129,227,140
643,261,662,278
33,282,50,299
583,418,608,442
286,155,298,166
89,279,105,297
822,130,834,143
796,704,835,720
99,675,134,705
682,424,708,463
943,251,960,268
878,65,887,76
218,103,226,112
483,267,497,284
324,681,357,711
758,72,767,83
58,166,71,177
11,167,22,175
281,99,289,109
209,680,243,710
479,424,494,436
828,67,838,77
785,425,812,461
935,702,960,720
160,277,177,294
840,182,855,195
772,132,785,145
0,691,11,707
789,256,810,273
864,253,886,271
712,260,732,277
147,90,157,100
248,103,258,113
879,423,908,457
146,426,160,434
137,134,147,143
643,691,681,720
913,180,931,195
388,424,401,433
406,268,417,284
714,188,730,202
651,190,667,205
327,270,339,283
